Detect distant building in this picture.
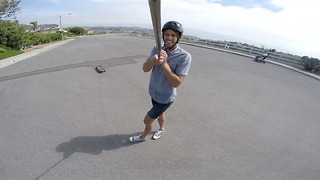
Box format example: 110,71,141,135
183,35,199,42
26,24,60,34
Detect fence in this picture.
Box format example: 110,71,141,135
189,39,304,69
130,32,319,74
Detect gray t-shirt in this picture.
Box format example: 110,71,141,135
147,45,192,104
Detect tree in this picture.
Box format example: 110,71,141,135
0,19,28,49
269,49,276,53
0,0,21,20
68,27,86,36
299,56,320,71
30,21,38,31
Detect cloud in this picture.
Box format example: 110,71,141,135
158,0,319,57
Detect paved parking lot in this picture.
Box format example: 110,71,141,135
1,35,320,179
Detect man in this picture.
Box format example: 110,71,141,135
255,50,269,63
129,21,192,143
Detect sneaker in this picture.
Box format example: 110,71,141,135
129,135,146,143
152,129,163,140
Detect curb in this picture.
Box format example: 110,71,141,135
0,39,74,69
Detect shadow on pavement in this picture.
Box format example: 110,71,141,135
55,133,142,158
36,133,141,180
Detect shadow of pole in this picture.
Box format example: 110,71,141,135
34,133,142,180
35,157,66,180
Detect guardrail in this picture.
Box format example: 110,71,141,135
130,32,319,77
193,39,304,69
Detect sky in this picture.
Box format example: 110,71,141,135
15,0,320,58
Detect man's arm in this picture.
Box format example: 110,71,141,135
161,62,186,88
143,58,154,72
143,50,166,72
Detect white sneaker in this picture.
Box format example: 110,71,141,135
152,130,163,140
129,135,146,143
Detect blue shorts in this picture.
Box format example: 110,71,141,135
147,99,173,119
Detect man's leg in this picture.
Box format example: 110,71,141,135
141,114,154,140
158,113,165,131
151,113,165,140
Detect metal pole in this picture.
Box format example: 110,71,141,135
59,15,63,40
59,13,71,41
148,0,161,59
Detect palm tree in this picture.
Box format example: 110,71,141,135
30,21,38,31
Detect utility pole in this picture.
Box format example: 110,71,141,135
59,13,71,40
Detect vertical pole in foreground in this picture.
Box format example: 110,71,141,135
148,0,162,59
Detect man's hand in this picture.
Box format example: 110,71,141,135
143,50,168,72
152,50,168,65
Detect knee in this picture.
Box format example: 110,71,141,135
143,115,154,125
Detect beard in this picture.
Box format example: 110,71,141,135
164,40,176,49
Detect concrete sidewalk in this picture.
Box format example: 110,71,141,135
0,39,73,68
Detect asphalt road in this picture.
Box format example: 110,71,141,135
1,35,320,179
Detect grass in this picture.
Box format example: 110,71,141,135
0,49,24,60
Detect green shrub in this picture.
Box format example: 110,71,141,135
0,47,5,53
0,20,28,50
47,33,62,41
299,56,320,71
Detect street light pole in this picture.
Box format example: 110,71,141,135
59,15,62,40
59,13,71,40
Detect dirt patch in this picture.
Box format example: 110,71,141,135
22,41,60,53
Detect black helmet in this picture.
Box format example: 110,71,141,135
162,21,183,35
